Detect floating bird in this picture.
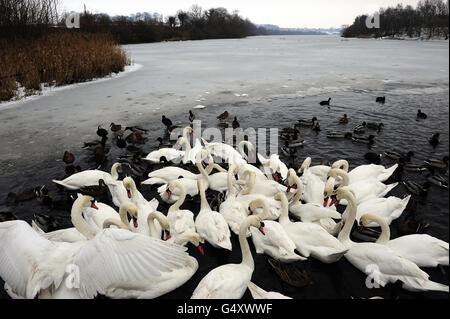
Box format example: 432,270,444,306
327,132,353,139
7,188,38,203
403,181,431,196
162,115,173,129
376,96,386,103
96,125,108,138
189,110,196,123
339,114,349,124
385,151,414,163
125,126,148,135
366,122,384,131
425,156,449,169
353,122,367,134
83,136,108,150
110,123,122,133
429,133,440,147
156,137,173,149
63,151,75,164
297,117,318,127
0,212,17,222
417,109,427,119
320,98,331,106
116,135,127,149
312,121,321,132
217,111,229,121
232,117,240,130
352,134,376,145
426,174,448,188
65,165,82,175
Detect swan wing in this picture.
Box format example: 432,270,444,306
74,229,189,299
248,282,292,299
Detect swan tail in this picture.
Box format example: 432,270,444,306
390,195,412,222
379,164,399,182
248,282,267,299
380,183,399,197
216,240,233,251
142,178,167,186
403,279,449,293
52,179,76,190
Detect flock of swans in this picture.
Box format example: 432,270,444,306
0,122,448,299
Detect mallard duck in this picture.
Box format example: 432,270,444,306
156,137,173,149
403,181,431,196
404,163,427,172
385,151,414,162
320,98,331,106
417,109,427,119
327,132,353,139
110,122,122,132
352,134,376,145
63,151,75,164
267,258,312,288
65,165,82,175
353,122,367,134
429,133,440,147
96,125,108,138
82,136,107,150
426,174,448,188
6,188,38,203
312,121,321,132
376,96,386,103
367,122,384,131
79,179,109,197
126,126,148,135
425,156,449,169
162,115,173,128
339,114,349,124
297,117,317,127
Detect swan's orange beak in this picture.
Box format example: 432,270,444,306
259,225,265,236
198,245,204,255
248,207,253,216
323,197,329,207
132,217,138,228
165,230,171,240
166,189,172,200
91,202,98,210
127,190,132,199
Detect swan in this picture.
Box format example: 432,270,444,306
335,187,448,292
0,196,193,299
247,282,292,299
257,153,288,181
287,175,342,236
240,170,288,197
248,198,305,263
196,150,231,192
327,168,398,205
191,215,266,299
297,157,331,183
341,195,411,227
195,179,232,251
219,165,248,236
359,213,449,268
144,133,187,164
84,201,139,232
276,192,348,264
177,127,203,164
157,177,209,204
331,160,398,184
202,138,244,165
52,163,122,190
294,165,325,205
165,181,196,238
123,177,159,213
105,232,203,299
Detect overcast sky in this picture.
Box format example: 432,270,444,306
60,0,423,28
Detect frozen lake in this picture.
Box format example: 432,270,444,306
0,35,448,299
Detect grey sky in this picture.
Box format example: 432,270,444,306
60,0,423,28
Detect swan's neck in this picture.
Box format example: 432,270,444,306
103,219,128,230
111,164,120,180
366,214,391,244
338,192,357,245
118,206,133,231
173,233,195,246
147,212,167,238
242,173,255,195
169,183,186,212
278,195,291,225
263,163,274,181
336,170,349,187
72,201,96,239
227,169,236,198
291,176,303,204
239,219,254,270
196,162,209,179
198,181,210,212
182,129,192,152
238,141,250,161
204,161,215,175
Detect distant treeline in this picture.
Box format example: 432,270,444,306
341,0,449,39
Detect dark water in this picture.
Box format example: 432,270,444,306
0,84,448,299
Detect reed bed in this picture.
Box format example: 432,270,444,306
0,31,128,102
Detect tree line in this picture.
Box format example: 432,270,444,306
341,0,449,39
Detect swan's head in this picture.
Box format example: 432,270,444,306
359,214,379,229
184,126,194,136
336,187,355,203
111,162,123,174
331,160,349,172
274,191,288,203
77,195,98,210
122,202,139,228
245,215,266,236
248,198,269,219
286,169,301,193
328,168,346,179
324,177,336,198
123,177,135,199
167,181,183,199
179,232,205,254
300,157,312,172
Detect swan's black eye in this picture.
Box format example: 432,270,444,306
260,222,265,228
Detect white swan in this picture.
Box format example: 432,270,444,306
359,213,449,268
327,168,398,205
257,153,288,181
331,160,398,184
240,170,289,197
291,166,325,206
104,232,203,299
276,192,348,263
191,215,266,299
166,181,196,238
202,138,244,165
157,177,209,204
248,282,292,299
336,187,448,292
123,177,159,212
0,196,193,299
248,198,306,263
144,132,190,164
298,157,331,182
52,163,122,190
195,179,232,251
84,201,139,232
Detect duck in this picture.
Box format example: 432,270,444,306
63,151,75,164
267,258,313,288
353,122,367,134
366,122,384,131
96,125,108,138
297,117,317,127
327,132,353,139
339,114,349,124
247,282,292,299
426,174,448,188
162,115,173,129
116,135,127,149
6,187,38,203
52,163,122,190
248,198,305,263
189,110,196,123
359,213,449,268
424,156,449,169
429,133,440,147
165,181,196,239
232,117,240,130
376,96,386,103
335,187,448,292
79,179,109,199
0,195,194,299
364,152,382,165
417,109,427,119
327,168,399,205
352,134,376,145
312,121,321,132
191,215,266,299
156,137,172,149
82,136,107,150
276,192,348,263
320,98,331,106
217,111,229,121
385,150,415,162
402,181,431,196
110,122,122,133
195,179,232,251
404,163,428,173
